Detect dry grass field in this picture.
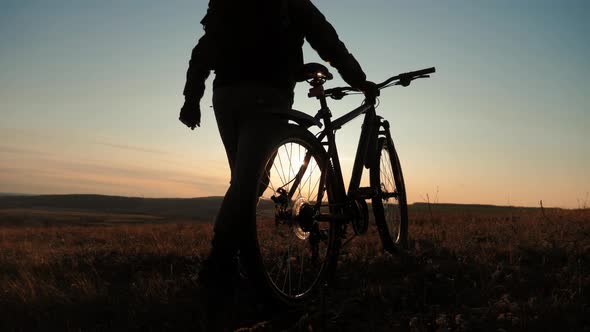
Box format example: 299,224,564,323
0,201,589,331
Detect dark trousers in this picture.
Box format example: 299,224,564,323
210,84,293,258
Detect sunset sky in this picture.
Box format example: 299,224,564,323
1,0,588,208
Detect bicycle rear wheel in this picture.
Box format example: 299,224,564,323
246,124,337,305
370,136,409,252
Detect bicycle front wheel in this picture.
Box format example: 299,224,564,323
247,124,337,305
370,136,409,252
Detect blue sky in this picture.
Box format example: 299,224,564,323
0,0,588,207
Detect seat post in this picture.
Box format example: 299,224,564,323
308,79,331,119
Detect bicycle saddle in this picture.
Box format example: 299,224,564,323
296,63,333,82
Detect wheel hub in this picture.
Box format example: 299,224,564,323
293,198,317,240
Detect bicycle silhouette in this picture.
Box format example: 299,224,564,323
241,63,435,305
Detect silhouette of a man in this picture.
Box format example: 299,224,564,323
180,0,378,298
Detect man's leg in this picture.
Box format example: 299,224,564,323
199,89,241,286
203,85,292,278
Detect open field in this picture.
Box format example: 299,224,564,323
0,197,589,331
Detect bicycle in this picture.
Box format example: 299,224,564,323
242,63,436,305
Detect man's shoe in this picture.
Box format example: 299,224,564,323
197,254,240,331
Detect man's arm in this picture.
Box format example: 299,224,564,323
180,13,214,130
183,33,212,102
291,0,367,88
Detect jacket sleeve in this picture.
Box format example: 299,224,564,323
183,20,213,100
291,0,367,88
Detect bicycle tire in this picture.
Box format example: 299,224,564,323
242,123,339,305
370,136,409,252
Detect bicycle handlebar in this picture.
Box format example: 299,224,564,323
325,66,436,100
399,67,436,81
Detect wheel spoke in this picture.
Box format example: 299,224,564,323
285,143,296,193
273,162,287,188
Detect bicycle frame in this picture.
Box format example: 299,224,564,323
281,66,434,220
313,94,387,209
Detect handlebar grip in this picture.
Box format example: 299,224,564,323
405,67,436,78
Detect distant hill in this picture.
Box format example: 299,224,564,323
0,194,223,220
0,192,32,197
0,194,556,220
409,202,556,214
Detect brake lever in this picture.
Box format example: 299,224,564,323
325,88,350,100
396,80,410,87
398,76,412,87
331,91,346,100
396,74,431,87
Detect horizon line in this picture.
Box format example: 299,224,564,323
0,192,576,210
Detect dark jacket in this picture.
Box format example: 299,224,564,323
183,0,367,100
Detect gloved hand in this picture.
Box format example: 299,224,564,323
179,97,201,130
358,80,380,105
